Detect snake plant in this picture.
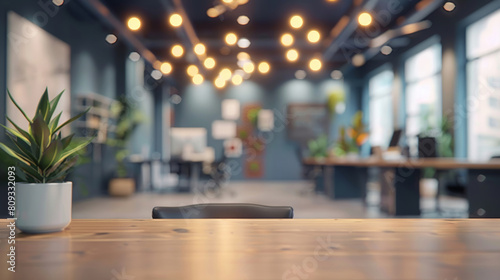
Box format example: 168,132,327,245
0,88,93,183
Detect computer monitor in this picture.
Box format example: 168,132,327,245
170,128,207,158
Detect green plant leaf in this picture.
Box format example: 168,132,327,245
53,107,90,134
1,124,30,145
30,113,51,154
36,87,50,121
6,116,36,145
16,169,28,182
5,134,37,165
47,90,65,121
7,89,31,123
49,112,62,134
39,140,63,171
53,137,94,166
61,134,74,149
0,142,31,165
46,156,78,183
18,162,44,183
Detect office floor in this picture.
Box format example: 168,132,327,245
72,181,468,219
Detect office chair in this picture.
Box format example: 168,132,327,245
152,203,294,219
294,144,322,195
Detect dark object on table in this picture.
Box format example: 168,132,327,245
152,203,294,219
389,129,403,147
418,136,438,158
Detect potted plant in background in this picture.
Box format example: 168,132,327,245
308,134,329,160
0,89,93,233
331,111,369,158
419,115,455,198
106,96,144,197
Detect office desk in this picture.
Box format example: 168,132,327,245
303,158,500,217
1,219,500,280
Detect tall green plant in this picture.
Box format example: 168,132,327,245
0,88,93,183
106,96,144,177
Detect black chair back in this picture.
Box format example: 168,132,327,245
152,203,294,219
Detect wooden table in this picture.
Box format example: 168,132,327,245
303,158,500,217
1,219,500,280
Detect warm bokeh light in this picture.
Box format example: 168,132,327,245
187,65,199,76
222,0,233,3
286,49,299,62
280,33,294,47
214,77,226,89
169,13,183,27
258,62,270,74
290,15,304,29
381,45,393,55
443,2,456,12
307,30,321,43
171,44,184,57
194,43,206,55
237,38,251,48
358,12,372,26
219,68,232,80
192,74,204,85
129,52,140,62
225,33,238,45
237,15,250,25
52,0,64,6
105,34,117,44
309,58,322,71
352,54,366,67
204,57,216,69
127,17,141,31
237,52,250,61
243,62,255,73
231,74,243,85
160,62,172,74
207,8,219,18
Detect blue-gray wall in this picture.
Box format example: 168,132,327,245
174,70,362,180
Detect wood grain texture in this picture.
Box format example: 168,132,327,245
303,157,500,169
1,219,500,280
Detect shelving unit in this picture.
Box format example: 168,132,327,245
74,93,116,144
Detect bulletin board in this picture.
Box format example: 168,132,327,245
287,104,330,144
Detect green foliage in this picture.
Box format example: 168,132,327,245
0,88,93,183
308,134,329,158
106,96,144,177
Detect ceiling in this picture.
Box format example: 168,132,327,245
83,0,445,82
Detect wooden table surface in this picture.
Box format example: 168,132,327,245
303,157,500,169
1,219,500,280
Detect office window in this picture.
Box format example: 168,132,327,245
466,9,500,160
404,43,442,156
369,70,394,148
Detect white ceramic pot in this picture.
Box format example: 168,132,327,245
420,178,438,198
16,182,72,233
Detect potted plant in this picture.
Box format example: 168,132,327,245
308,134,329,160
106,96,144,196
0,89,93,233
331,111,368,158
